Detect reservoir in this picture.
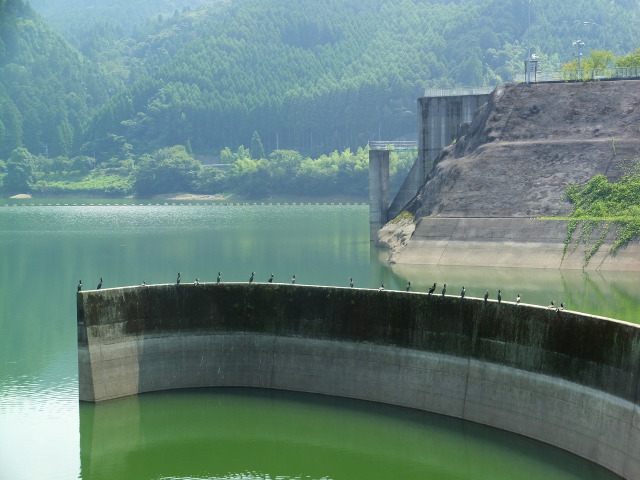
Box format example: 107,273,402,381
1,203,637,479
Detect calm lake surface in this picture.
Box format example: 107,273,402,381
1,203,635,480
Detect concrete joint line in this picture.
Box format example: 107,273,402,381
436,219,457,266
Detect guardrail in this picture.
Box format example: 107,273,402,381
423,86,495,97
369,140,418,150
517,66,640,83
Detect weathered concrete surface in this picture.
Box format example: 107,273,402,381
382,217,640,270
78,283,640,479
383,80,640,270
369,149,390,241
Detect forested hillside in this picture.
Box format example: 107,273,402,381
0,0,640,162
0,0,118,159
1,0,640,199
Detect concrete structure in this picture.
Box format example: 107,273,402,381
368,149,389,240
370,89,491,239
377,80,640,268
79,283,640,479
418,89,491,170
386,217,640,270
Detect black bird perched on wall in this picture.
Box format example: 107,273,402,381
378,284,385,291
484,290,489,302
428,283,436,294
217,272,221,284
405,281,411,292
560,302,564,310
268,273,274,283
77,280,82,292
442,284,447,296
350,277,354,288
498,290,502,304
141,281,147,286
176,272,181,285
97,277,103,290
249,272,255,283
548,300,556,309
194,278,200,286
291,275,296,284
460,286,465,298
516,294,521,305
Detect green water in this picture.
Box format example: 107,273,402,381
0,204,634,480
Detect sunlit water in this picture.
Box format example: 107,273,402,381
1,204,636,480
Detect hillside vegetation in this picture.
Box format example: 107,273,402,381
2,0,640,199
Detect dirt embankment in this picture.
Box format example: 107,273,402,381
382,80,640,269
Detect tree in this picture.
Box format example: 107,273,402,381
616,49,640,68
250,131,265,160
134,145,201,196
3,147,35,194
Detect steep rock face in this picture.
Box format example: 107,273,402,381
407,80,640,219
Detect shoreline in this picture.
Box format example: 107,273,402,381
2,193,369,204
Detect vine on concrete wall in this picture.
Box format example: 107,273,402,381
562,159,640,262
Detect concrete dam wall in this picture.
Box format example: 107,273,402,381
77,283,640,479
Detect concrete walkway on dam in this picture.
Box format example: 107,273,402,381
77,283,640,479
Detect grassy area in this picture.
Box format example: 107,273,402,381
32,171,135,196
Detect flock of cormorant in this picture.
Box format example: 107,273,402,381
76,275,565,310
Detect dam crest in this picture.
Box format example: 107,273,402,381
78,283,640,479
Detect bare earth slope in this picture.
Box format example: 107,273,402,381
381,80,640,270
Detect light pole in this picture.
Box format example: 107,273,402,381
572,40,585,80
575,20,603,49
527,0,534,59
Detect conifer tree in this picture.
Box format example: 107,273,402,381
250,131,265,160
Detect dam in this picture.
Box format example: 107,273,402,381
78,283,640,479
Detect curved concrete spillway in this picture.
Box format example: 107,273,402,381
77,283,640,479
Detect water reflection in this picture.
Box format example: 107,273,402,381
380,253,640,323
80,389,618,480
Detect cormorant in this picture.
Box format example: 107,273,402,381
291,275,296,284
141,281,147,286
516,294,521,305
560,302,565,310
441,284,447,296
194,278,200,286
77,280,82,292
460,286,465,298
548,300,555,309
405,281,411,292
428,283,436,295
176,272,181,285
378,284,385,291
349,277,354,288
268,273,274,283
97,277,103,290
497,290,502,304
217,272,221,284
484,290,489,302
249,272,255,283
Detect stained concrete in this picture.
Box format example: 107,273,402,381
383,217,640,270
78,283,640,479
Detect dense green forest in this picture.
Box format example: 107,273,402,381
1,0,640,198
0,140,415,199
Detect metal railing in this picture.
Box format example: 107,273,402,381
369,140,418,151
516,66,640,83
423,86,495,97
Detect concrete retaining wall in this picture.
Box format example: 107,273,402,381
387,217,640,270
78,283,640,479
